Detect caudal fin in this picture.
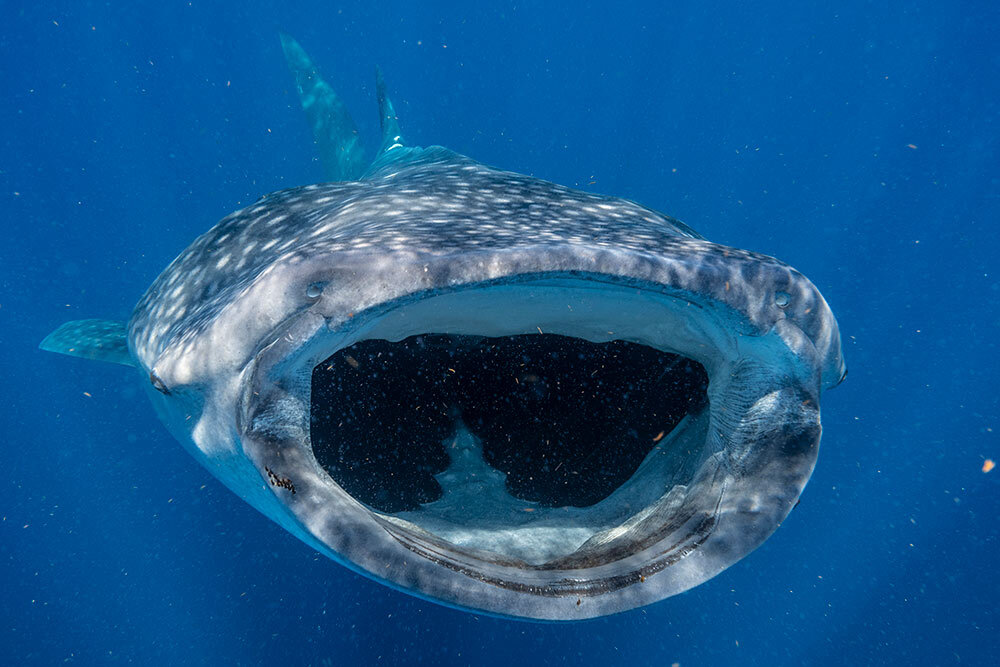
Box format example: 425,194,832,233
39,319,135,367
280,33,409,179
279,32,368,181
376,66,405,155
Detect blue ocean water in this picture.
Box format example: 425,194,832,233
2,1,998,664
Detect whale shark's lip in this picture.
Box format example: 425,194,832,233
236,270,821,620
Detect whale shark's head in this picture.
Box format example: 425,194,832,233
39,36,844,621
114,147,844,620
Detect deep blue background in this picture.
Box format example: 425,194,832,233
2,2,998,665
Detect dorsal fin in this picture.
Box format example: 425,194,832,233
279,32,367,181
376,66,405,155
40,319,135,367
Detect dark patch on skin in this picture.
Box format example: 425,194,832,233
265,467,297,494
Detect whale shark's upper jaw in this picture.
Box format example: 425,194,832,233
221,251,824,620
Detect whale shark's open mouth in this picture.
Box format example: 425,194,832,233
310,333,710,563
241,273,821,619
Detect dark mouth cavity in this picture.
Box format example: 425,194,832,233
310,334,708,514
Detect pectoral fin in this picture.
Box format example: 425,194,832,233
39,319,135,367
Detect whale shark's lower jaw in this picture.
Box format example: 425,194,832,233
238,273,821,621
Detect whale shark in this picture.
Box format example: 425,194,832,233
40,35,845,621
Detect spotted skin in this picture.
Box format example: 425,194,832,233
128,146,842,391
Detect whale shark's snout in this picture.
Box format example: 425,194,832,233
39,34,844,621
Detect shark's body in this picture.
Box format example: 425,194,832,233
42,36,845,620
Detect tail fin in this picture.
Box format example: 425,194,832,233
279,32,368,181
280,33,408,178
39,319,135,367
376,66,405,155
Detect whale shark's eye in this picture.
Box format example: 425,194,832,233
149,371,169,394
